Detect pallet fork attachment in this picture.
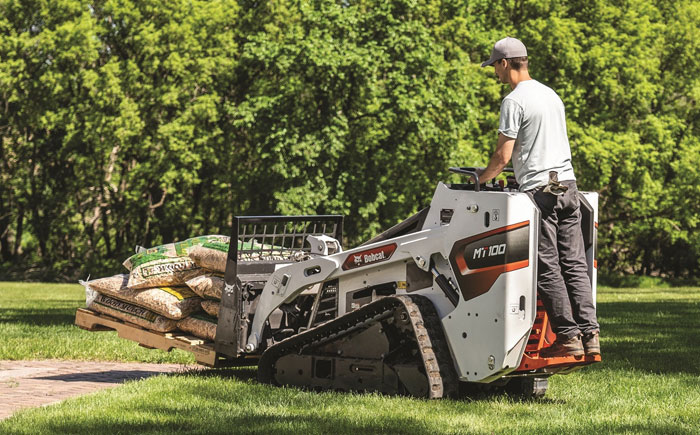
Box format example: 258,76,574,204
215,215,343,359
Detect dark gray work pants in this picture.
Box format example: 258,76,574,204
527,181,599,339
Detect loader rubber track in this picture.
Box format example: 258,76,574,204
257,294,458,398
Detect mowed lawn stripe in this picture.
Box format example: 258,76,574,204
0,368,697,434
0,282,698,434
0,282,194,363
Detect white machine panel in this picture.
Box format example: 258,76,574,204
429,187,539,382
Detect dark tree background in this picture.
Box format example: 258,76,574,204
1,0,698,281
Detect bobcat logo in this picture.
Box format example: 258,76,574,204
342,243,397,271
353,255,363,266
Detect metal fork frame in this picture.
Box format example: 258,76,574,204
215,215,343,358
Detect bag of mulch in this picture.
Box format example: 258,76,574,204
188,242,229,273
188,239,301,273
123,235,229,289
185,275,225,301
239,239,297,262
201,299,220,317
177,313,217,341
80,275,202,320
85,287,177,332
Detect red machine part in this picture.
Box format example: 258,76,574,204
516,298,601,372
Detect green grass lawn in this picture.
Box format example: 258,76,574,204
1,282,699,434
0,282,194,363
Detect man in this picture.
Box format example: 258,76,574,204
479,37,600,358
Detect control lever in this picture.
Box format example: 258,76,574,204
449,167,518,191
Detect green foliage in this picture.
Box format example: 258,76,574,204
1,0,241,279
231,0,478,240
549,0,700,279
0,0,698,280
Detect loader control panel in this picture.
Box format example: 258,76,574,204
447,167,519,192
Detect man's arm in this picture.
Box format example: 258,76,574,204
478,133,515,182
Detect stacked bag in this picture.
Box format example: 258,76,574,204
81,235,231,342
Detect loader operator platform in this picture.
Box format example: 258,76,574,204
478,37,600,358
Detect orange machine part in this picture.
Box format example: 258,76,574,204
516,298,601,372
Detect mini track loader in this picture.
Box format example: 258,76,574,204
214,167,601,398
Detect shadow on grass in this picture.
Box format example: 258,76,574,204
0,308,78,327
4,389,694,435
188,366,258,382
32,420,698,435
37,369,182,383
597,300,700,375
183,366,568,404
174,297,700,402
32,413,440,435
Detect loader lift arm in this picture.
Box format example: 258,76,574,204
243,224,455,353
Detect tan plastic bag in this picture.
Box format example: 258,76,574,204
201,300,220,317
185,275,224,301
188,240,299,274
189,245,227,274
177,314,217,341
81,275,202,320
85,288,177,332
123,235,229,288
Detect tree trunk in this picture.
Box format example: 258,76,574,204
13,206,24,257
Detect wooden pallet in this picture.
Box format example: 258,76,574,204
75,308,223,367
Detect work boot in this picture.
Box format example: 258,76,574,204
540,335,584,358
583,331,601,356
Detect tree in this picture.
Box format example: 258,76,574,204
0,0,698,281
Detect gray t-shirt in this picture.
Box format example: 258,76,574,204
499,79,576,191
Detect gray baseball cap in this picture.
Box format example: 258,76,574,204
481,37,528,67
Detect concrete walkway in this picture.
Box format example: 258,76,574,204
0,360,193,420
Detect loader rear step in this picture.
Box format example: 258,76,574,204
516,300,601,374
257,295,458,398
